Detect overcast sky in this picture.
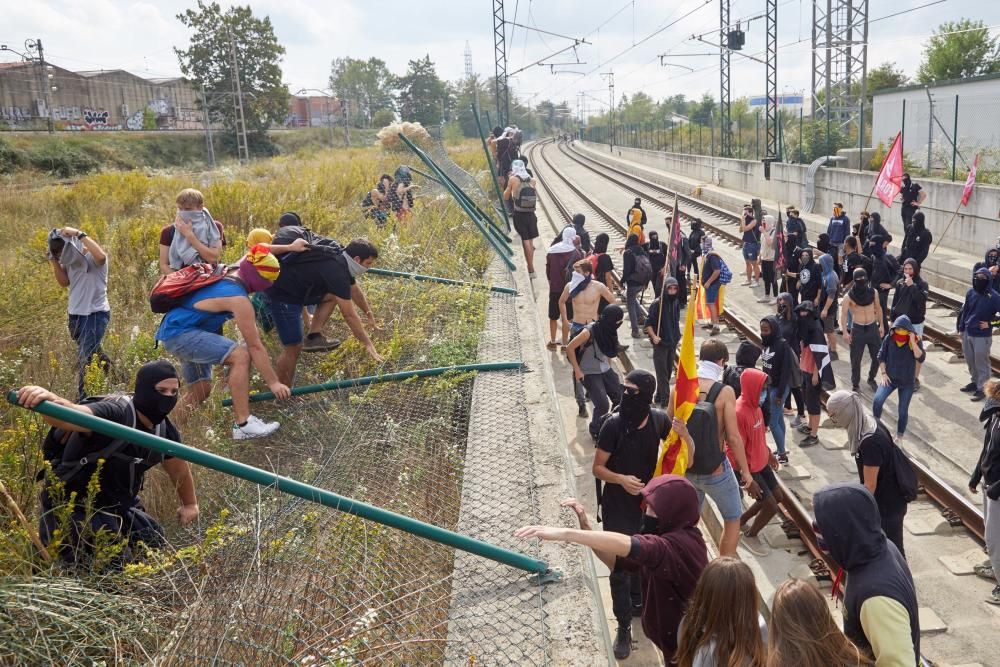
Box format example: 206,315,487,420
5,1,1000,116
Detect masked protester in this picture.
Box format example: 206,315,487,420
517,475,706,662
567,305,626,440
969,380,1000,605
873,315,926,444
899,172,924,233
777,293,807,445
644,231,669,298
958,268,1000,401
827,203,850,269
592,369,676,658
794,301,834,447
760,315,797,463
814,483,920,665
841,268,884,392
973,246,1000,294
796,247,821,307
644,278,682,407
688,219,706,280
16,361,199,564
869,235,899,333
901,212,932,265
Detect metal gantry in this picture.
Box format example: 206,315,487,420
811,0,869,134
493,0,510,127
720,0,732,158
765,0,778,160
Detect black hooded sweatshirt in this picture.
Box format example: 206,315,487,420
973,248,1000,294
776,293,800,353
760,314,795,394
814,483,920,665
890,261,929,325
971,397,1000,499
797,252,822,303
902,213,932,265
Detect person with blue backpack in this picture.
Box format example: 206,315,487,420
700,237,730,336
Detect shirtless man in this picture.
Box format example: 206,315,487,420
560,259,616,416
841,267,884,392
668,339,761,556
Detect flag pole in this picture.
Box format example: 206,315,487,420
932,203,963,254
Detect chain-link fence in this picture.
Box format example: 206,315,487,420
0,139,551,664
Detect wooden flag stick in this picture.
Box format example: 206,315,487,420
932,202,964,254
0,479,51,561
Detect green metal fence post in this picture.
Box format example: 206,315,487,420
7,391,548,574
952,95,959,182
368,268,517,294
399,133,516,270
472,104,512,232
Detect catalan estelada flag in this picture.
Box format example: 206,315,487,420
655,293,699,476
694,272,725,322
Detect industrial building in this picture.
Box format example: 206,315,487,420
0,62,203,130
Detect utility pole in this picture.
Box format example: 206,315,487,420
720,0,732,157
200,85,216,167
765,0,779,162
327,97,335,147
343,99,351,147
493,0,510,126
228,27,250,163
35,40,54,134
601,71,615,152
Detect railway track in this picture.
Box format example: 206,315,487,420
558,141,1000,375
531,136,986,576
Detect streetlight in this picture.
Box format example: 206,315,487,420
296,87,340,147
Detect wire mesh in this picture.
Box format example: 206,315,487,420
0,140,549,664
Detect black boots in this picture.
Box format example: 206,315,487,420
613,624,632,659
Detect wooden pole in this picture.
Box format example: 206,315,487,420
932,203,964,254
0,479,51,561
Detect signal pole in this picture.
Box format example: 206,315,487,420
601,71,615,152
228,27,250,163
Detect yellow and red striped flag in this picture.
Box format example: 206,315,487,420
655,291,700,476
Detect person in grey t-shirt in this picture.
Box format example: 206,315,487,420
48,227,112,400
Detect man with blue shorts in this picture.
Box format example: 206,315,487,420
156,246,291,440
669,339,761,556
739,204,761,288
700,238,723,335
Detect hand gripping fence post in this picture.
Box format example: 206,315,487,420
397,134,516,270
367,268,517,294
6,390,549,575
473,104,512,232
223,362,525,405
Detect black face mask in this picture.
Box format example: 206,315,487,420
974,277,990,294
760,330,775,346
618,391,651,431
640,514,659,534
133,360,179,425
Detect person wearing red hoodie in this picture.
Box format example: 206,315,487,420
732,369,786,552
516,474,708,662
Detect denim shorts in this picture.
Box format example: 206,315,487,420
267,297,306,346
686,458,743,521
742,242,760,261
160,329,238,384
703,282,721,305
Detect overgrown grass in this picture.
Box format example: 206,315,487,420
0,138,502,663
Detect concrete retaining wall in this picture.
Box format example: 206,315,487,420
581,142,1000,257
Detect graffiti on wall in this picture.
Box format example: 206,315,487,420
83,108,110,126
125,110,145,130
0,106,31,122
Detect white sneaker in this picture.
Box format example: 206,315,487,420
750,280,760,288
233,415,280,440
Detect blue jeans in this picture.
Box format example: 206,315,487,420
68,310,111,400
625,283,643,334
160,329,238,384
768,385,791,455
872,382,915,436
686,458,743,521
265,295,307,346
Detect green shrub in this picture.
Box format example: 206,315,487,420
0,137,27,174
27,141,100,178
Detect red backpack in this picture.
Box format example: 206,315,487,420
149,263,228,313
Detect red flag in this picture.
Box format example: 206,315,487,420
875,132,904,207
962,154,980,207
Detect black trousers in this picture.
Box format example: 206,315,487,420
652,344,677,407
849,322,881,387
761,260,778,296
877,289,891,333
881,506,907,558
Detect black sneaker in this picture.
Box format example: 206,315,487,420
777,452,789,465
972,390,986,402
800,435,820,447
960,382,978,393
631,604,643,618
613,625,633,659
867,378,878,391
578,403,589,418
852,384,860,392
913,378,921,392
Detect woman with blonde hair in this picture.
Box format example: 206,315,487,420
768,578,872,667
675,557,766,667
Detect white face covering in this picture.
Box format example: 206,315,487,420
345,255,368,278
568,272,587,294
697,360,725,381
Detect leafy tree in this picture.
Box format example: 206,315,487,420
800,119,849,163
396,55,448,126
916,19,1000,83
450,75,490,137
689,93,717,125
620,92,656,124
867,61,908,95
330,57,395,128
372,109,396,127
175,1,288,154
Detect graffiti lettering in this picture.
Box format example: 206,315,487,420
83,108,110,126
148,98,169,115
125,110,145,130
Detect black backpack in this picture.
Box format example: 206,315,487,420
513,177,537,213
38,395,166,495
630,251,654,285
271,226,344,265
886,425,919,503
594,410,670,521
687,382,727,475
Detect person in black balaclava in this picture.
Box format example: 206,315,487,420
794,301,834,447
900,212,932,265
796,247,821,306
592,368,675,658
863,212,888,257
688,219,705,281
973,247,1000,294
958,269,1000,400
842,268,883,392
567,304,625,440
644,231,668,298
644,277,682,407
15,360,200,563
